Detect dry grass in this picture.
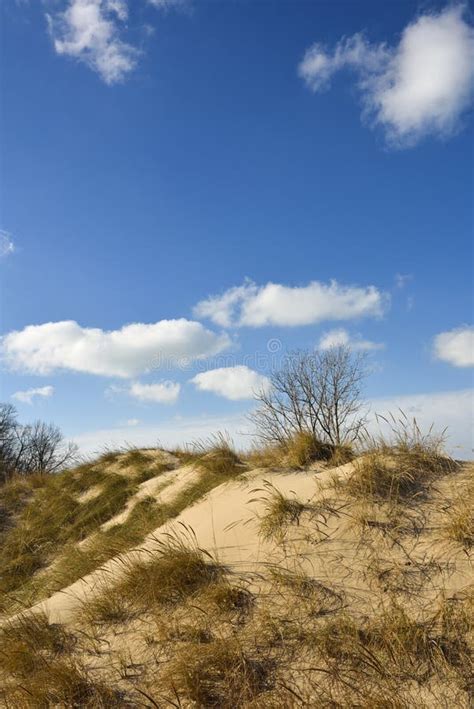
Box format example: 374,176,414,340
271,569,344,617
158,638,276,708
443,480,474,550
254,482,309,541
0,469,139,607
191,432,244,478
85,528,226,620
248,432,354,470
346,417,455,505
0,441,471,707
0,612,121,707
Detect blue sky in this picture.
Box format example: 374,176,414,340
1,0,473,456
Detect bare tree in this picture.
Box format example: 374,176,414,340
249,346,367,447
0,404,19,481
0,403,78,482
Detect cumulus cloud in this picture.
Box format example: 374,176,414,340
47,0,138,85
11,385,54,405
46,0,185,84
129,380,181,403
433,325,474,367
0,231,15,258
125,418,140,426
1,319,230,378
194,279,387,328
190,365,270,400
299,5,474,146
318,328,384,352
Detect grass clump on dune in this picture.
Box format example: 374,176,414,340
159,638,276,708
248,431,354,470
254,482,309,541
443,479,474,550
85,528,226,622
346,416,455,505
0,612,121,707
0,612,75,677
192,433,244,478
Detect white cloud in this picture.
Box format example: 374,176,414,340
190,365,270,400
1,319,230,378
194,279,387,328
299,5,474,146
11,385,54,405
433,325,474,367
125,418,140,426
129,380,180,403
47,0,138,85
46,0,185,84
318,328,384,352
0,231,15,258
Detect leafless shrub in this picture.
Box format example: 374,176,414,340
0,403,78,482
249,347,367,450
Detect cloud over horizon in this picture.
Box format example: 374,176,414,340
11,385,55,405
194,279,387,328
433,325,474,367
299,4,474,146
190,365,270,400
1,319,230,378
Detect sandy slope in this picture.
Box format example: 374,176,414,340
6,459,473,632
16,462,351,624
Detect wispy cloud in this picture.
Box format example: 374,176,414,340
2,319,230,378
0,231,15,258
190,365,270,400
11,385,54,405
47,0,138,85
395,273,412,289
318,328,384,352
46,0,185,84
194,279,387,328
299,5,474,147
433,325,474,367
